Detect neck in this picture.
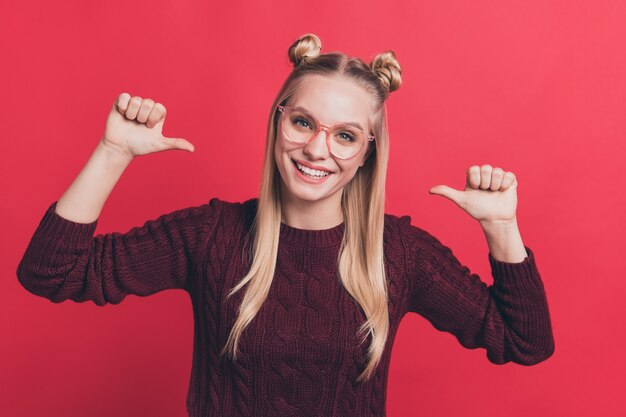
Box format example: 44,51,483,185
280,185,344,230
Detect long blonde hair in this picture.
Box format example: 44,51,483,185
220,33,403,382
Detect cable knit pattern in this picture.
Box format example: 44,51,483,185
17,197,555,417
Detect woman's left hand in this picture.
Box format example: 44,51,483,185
428,164,518,225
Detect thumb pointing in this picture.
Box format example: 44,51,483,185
164,136,195,153
429,185,463,204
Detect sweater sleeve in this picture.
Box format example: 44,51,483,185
398,216,555,366
16,198,224,306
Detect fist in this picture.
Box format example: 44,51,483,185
101,92,195,158
429,164,518,224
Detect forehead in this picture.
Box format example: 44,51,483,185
290,74,374,127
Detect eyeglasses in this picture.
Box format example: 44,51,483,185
277,105,375,160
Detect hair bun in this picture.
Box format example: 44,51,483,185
370,50,402,94
288,33,322,67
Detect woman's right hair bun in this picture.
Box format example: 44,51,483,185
370,50,402,94
288,33,322,67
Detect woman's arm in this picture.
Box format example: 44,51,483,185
479,217,527,263
16,197,224,305
54,139,133,223
55,92,194,223
400,217,555,366
16,93,209,304
417,165,554,363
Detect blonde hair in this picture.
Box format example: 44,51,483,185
220,33,403,383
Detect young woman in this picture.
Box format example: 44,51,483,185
17,33,554,416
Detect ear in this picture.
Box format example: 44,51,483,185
359,142,375,168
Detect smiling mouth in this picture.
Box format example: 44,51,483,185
292,159,332,178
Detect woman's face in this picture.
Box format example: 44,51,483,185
274,74,375,205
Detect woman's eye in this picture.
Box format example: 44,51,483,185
338,132,356,142
293,117,312,129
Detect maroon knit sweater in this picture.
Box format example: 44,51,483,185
17,197,554,417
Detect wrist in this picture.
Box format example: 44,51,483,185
480,218,527,263
97,139,134,165
479,216,518,230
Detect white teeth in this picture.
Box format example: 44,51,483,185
295,162,330,177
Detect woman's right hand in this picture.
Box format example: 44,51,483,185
101,92,195,158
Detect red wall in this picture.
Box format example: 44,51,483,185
2,1,624,416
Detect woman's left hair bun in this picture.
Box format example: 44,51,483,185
370,50,402,94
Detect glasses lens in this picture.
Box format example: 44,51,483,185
329,125,365,159
282,109,317,143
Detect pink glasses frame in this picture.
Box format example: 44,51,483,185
276,105,375,160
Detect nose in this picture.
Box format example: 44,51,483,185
303,127,331,160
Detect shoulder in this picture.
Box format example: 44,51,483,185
196,196,257,226
382,213,446,293
383,212,445,256
383,212,429,243
200,196,258,236
158,196,256,235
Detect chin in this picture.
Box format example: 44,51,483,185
279,175,339,203
286,182,333,201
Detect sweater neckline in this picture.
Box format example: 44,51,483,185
279,221,345,246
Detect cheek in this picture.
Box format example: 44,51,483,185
274,138,290,179
274,132,292,157
336,161,360,180
274,141,280,160
274,136,285,161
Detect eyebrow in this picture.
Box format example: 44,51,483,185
293,106,366,132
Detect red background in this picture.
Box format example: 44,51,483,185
2,1,624,416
